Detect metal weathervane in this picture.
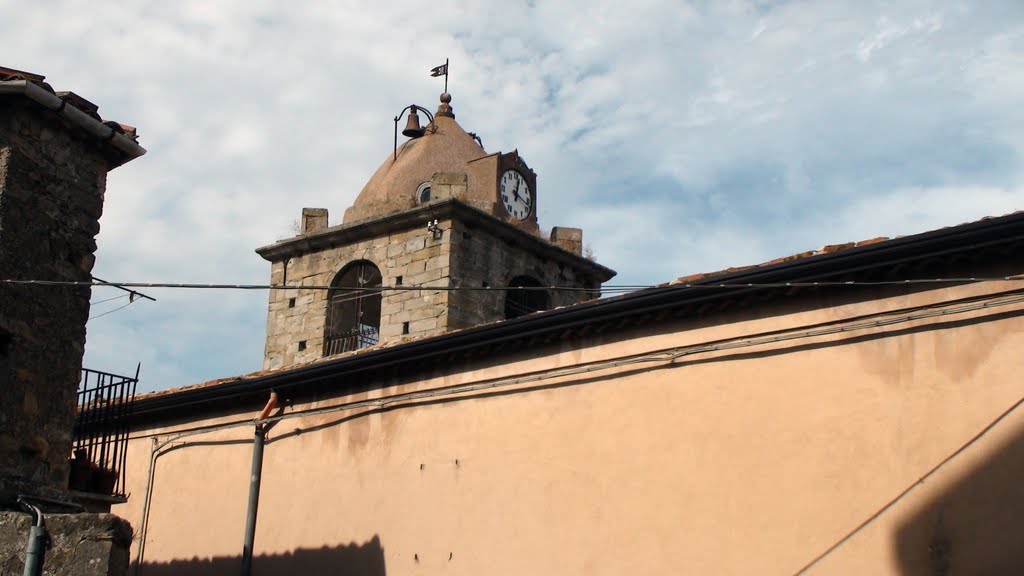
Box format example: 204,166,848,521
390,59,450,160
430,59,449,92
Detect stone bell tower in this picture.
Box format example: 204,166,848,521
257,92,615,370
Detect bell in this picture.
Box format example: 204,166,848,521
402,109,425,138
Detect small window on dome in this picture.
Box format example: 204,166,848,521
416,181,432,204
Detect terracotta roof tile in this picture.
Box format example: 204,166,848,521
0,65,45,83
663,210,1021,287
1,64,141,143
854,237,890,247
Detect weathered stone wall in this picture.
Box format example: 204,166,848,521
447,219,599,329
0,512,131,576
0,101,109,496
263,221,452,369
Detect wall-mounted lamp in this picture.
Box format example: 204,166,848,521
427,219,443,239
394,104,436,160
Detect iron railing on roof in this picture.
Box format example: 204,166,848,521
324,324,379,357
70,365,139,497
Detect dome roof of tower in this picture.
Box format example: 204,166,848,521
343,95,488,224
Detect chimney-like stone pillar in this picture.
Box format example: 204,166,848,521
550,226,583,256
301,207,329,234
0,72,143,500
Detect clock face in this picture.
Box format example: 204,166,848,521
500,170,533,221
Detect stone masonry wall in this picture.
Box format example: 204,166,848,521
447,219,601,329
263,220,453,370
264,214,606,370
0,512,131,575
0,101,109,496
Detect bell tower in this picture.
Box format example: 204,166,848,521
257,93,615,370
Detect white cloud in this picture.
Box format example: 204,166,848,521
3,0,1023,391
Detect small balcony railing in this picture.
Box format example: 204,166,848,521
323,324,379,357
70,365,139,497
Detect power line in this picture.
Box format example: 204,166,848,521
91,275,156,302
89,299,140,320
793,392,1024,574
2,276,1023,294
91,293,129,306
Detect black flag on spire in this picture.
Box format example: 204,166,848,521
430,59,449,92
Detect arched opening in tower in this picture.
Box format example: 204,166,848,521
325,260,382,356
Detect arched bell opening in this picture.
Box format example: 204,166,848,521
324,260,382,356
504,275,549,320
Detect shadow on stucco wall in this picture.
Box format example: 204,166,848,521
137,534,385,576
892,420,1024,575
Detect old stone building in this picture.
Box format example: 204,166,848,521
0,65,144,575
257,93,615,369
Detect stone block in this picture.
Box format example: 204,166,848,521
301,208,329,234
550,226,583,256
431,172,467,186
411,306,443,321
412,245,442,262
0,512,132,576
424,255,448,272
404,260,426,276
409,318,438,333
432,184,452,199
407,268,444,286
379,323,404,338
405,236,426,252
386,243,404,258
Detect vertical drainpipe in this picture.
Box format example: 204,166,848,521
240,392,278,576
17,498,48,576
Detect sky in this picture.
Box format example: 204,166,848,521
4,0,1023,392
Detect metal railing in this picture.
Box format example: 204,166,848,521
70,365,139,497
323,324,380,357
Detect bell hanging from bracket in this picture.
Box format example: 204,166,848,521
402,108,425,138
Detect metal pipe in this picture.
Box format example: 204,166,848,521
16,498,48,576
133,437,158,575
241,391,277,576
240,423,266,576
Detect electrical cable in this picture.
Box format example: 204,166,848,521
90,293,129,305
3,276,1023,293
88,299,139,320
792,392,1024,574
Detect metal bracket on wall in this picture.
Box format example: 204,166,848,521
427,219,443,240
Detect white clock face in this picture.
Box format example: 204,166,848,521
500,170,533,221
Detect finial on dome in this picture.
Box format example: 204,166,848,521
436,92,454,119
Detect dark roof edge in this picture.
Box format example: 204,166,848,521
133,211,1024,420
255,198,616,279
0,80,145,168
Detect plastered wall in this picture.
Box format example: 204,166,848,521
120,280,1024,575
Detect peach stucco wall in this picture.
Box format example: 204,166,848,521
115,281,1024,575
